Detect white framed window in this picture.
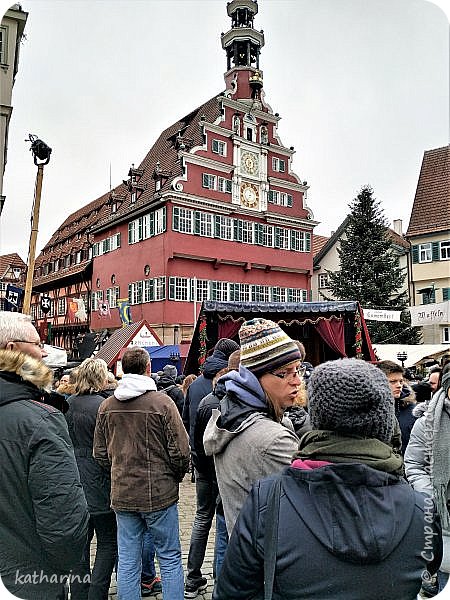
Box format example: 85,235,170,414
240,283,251,302
271,287,287,303
129,281,143,305
128,221,137,244
202,173,217,190
131,190,137,204
91,291,103,311
288,288,307,302
290,231,311,252
155,277,166,301
252,285,270,302
106,286,119,308
241,220,254,244
275,228,290,250
75,251,82,264
319,273,329,288
211,280,229,301
216,216,233,240
176,207,193,234
272,157,286,172
192,278,209,302
280,192,293,207
58,298,66,316
155,207,166,235
440,241,450,260
0,27,7,64
169,277,189,301
212,139,226,156
197,213,213,237
443,327,450,344
268,190,280,204
218,177,232,193
261,224,273,247
419,243,432,262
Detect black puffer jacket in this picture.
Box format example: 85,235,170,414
157,375,184,415
0,356,89,600
65,393,112,514
214,463,442,600
182,350,229,445
193,379,226,477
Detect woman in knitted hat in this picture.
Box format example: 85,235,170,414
405,362,450,593
203,318,304,535
214,358,442,600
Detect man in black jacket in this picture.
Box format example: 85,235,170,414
0,312,89,599
157,363,184,415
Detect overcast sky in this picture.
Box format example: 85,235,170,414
0,0,449,262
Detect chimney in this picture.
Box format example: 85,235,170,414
392,219,403,235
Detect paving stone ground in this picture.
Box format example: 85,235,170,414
97,475,214,600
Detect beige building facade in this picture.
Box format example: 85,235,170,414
406,146,450,345
0,3,28,214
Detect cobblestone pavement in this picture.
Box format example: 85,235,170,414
105,475,214,600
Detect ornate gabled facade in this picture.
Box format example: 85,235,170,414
406,145,450,344
312,217,410,303
0,252,26,309
32,0,317,349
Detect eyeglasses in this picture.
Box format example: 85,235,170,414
269,365,306,380
11,340,45,349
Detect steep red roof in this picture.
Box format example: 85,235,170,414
406,146,450,237
386,228,409,250
0,253,26,278
33,95,224,286
312,235,329,257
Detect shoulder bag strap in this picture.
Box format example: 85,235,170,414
264,474,282,600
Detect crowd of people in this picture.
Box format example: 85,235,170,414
0,309,448,600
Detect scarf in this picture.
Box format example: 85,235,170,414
424,386,450,534
294,430,404,476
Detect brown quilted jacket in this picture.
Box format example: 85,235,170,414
93,389,190,512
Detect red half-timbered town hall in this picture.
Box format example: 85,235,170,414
31,0,317,354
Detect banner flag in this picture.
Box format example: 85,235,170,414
117,298,132,326
67,297,87,321
5,285,24,311
409,301,450,327
99,300,111,318
362,308,402,322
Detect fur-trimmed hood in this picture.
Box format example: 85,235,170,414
0,350,53,406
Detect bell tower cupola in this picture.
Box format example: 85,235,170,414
222,0,265,100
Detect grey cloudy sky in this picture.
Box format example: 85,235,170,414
0,0,449,262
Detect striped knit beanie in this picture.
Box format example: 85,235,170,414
239,318,301,378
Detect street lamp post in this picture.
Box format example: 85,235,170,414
397,351,408,369
22,135,52,315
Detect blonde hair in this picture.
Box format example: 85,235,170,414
182,373,197,396
74,358,108,395
0,349,53,391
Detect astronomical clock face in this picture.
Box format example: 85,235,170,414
240,183,259,209
240,151,259,176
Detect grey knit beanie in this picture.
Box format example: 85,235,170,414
308,358,394,443
163,364,178,379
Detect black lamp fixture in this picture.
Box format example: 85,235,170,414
27,134,52,165
397,351,408,368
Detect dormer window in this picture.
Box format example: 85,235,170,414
272,157,286,173
212,139,226,156
155,180,161,192
131,190,137,204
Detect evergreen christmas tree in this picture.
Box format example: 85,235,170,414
327,185,421,344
